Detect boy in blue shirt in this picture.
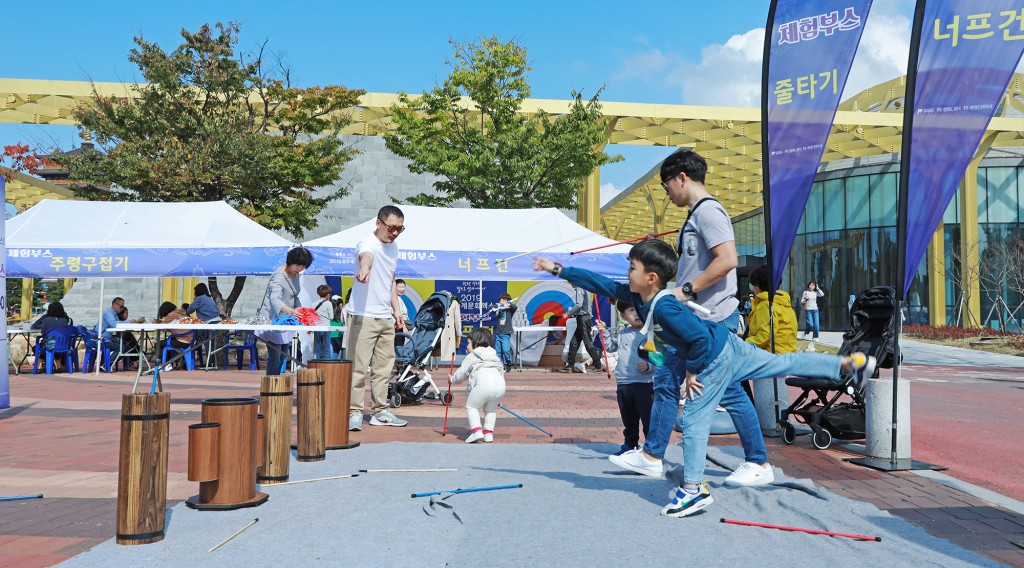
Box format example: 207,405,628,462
604,300,655,455
532,239,875,518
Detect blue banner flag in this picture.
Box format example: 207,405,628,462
5,246,291,278
899,0,1024,296
762,0,873,291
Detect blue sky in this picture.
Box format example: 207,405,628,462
1,0,916,203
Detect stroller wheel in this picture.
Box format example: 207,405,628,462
812,427,833,450
440,391,454,406
781,422,796,445
390,393,402,408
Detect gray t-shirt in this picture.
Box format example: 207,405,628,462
674,198,739,323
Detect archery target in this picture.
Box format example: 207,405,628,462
519,280,575,324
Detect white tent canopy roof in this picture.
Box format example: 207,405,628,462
7,200,292,248
305,205,632,253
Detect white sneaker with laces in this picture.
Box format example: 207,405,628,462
369,410,408,427
850,352,877,391
465,430,484,443
723,462,775,487
483,431,494,443
348,414,362,431
609,448,664,478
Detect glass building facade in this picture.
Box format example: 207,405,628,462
732,154,1024,332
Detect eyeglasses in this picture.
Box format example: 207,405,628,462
661,172,682,192
379,220,405,234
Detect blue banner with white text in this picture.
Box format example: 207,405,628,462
764,0,872,290
900,1,1024,295
5,246,291,278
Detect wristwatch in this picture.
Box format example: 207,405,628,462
681,281,696,300
552,262,562,277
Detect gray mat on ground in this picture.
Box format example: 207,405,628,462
61,442,1000,567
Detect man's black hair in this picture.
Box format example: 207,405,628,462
629,239,678,288
468,327,493,349
286,246,314,268
378,205,405,221
749,264,770,292
660,149,707,184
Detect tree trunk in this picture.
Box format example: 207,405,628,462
209,276,247,319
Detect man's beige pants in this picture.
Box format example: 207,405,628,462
349,315,396,416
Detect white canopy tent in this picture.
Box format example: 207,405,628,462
302,205,632,281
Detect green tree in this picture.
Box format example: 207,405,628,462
384,36,619,209
52,23,365,316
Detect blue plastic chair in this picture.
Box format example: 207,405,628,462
78,326,113,373
223,331,260,371
162,332,204,371
32,325,81,375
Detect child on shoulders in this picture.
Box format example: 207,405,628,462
531,239,875,518
449,328,507,444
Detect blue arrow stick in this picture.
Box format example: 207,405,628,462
500,404,553,437
411,484,523,498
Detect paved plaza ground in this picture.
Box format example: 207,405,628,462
1,341,1023,566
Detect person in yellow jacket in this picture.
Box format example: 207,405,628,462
745,264,797,354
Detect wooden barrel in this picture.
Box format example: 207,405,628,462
185,398,268,511
257,374,292,484
308,359,360,450
116,393,170,545
296,368,325,462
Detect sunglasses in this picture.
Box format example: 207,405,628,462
379,220,406,234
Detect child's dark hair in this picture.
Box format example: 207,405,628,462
499,293,512,301
317,284,332,297
628,239,678,288
468,327,493,349
749,264,770,292
615,300,632,314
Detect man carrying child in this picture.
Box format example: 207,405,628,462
532,239,875,517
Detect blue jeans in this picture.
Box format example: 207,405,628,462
681,334,841,484
644,309,767,465
805,310,820,338
314,332,333,360
494,333,512,366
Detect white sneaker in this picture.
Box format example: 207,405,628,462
483,431,494,443
723,462,775,487
369,410,408,427
850,353,877,390
465,430,484,443
609,448,664,478
348,414,362,431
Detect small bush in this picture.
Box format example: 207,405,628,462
903,324,1022,342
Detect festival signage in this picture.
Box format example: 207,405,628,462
898,0,1024,296
762,0,873,290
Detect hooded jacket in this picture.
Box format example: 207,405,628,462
451,345,505,388
746,289,798,354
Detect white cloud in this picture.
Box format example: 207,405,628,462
843,11,911,99
678,29,765,107
600,182,623,205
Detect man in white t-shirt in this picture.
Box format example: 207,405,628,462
349,205,409,430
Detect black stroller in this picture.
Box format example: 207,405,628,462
778,286,898,450
388,290,455,408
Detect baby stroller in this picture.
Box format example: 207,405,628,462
388,290,455,408
778,286,898,450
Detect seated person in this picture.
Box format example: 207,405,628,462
159,301,194,349
100,297,125,354
31,301,74,369
186,283,221,323
116,306,144,356
546,314,565,345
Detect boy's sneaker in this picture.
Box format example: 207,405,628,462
558,366,573,373
369,410,408,427
609,448,663,478
850,352,877,389
723,462,775,487
348,414,362,431
661,482,714,517
465,430,485,443
483,431,494,443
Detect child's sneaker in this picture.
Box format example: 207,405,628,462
465,430,485,443
609,448,663,477
661,481,714,518
483,430,494,443
723,462,775,487
850,352,877,390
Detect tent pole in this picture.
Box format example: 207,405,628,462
95,279,104,376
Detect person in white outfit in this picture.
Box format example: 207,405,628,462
800,280,826,340
449,328,507,443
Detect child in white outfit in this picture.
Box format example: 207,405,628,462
449,328,507,443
